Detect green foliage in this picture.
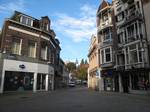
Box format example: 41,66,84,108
66,62,76,72
76,59,88,80
80,59,84,65
78,68,87,80
84,59,88,64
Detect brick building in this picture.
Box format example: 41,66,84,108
0,11,61,93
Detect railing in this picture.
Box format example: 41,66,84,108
97,20,112,32
125,9,142,22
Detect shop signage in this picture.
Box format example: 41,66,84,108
19,64,25,69
96,69,101,77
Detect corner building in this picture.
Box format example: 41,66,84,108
0,11,61,93
97,1,118,91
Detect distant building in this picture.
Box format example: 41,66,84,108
0,11,61,93
54,59,69,89
88,35,100,90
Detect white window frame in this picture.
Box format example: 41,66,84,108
41,46,48,60
20,15,33,26
128,43,144,64
12,38,22,55
100,47,112,64
28,42,37,58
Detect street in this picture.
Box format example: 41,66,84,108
0,87,150,112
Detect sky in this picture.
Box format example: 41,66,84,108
0,0,112,63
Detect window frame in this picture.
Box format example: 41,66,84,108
100,47,112,64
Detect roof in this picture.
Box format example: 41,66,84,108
97,0,111,13
12,11,38,20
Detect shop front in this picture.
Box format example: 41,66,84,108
37,74,46,90
0,59,54,93
4,71,33,91
101,69,117,91
129,69,150,92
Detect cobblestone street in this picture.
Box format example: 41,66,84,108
0,87,150,112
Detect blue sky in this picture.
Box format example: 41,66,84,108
0,0,112,62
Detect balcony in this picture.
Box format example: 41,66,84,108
121,0,134,4
100,62,114,68
97,20,112,32
116,65,125,71
125,34,143,44
123,10,143,26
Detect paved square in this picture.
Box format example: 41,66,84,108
0,87,150,112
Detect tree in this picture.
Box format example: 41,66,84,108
84,59,88,64
76,59,89,80
80,59,84,65
78,68,87,80
66,62,76,72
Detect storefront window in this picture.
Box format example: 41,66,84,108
104,77,113,91
4,71,33,91
131,72,150,90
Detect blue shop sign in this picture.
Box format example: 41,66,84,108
108,70,113,76
102,70,113,76
19,64,25,69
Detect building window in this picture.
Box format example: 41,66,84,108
105,48,111,62
28,41,36,58
129,44,141,64
41,46,48,60
43,23,49,31
103,29,111,42
138,43,143,62
20,15,33,26
50,53,54,64
117,7,122,12
126,48,129,64
101,47,112,64
12,38,22,55
101,50,104,64
117,12,124,22
116,0,121,7
118,32,123,44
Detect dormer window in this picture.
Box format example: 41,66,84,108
20,15,33,26
43,23,49,31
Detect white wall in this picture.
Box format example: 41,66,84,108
3,59,54,74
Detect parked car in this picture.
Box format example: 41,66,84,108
82,80,87,85
76,79,82,85
68,82,75,87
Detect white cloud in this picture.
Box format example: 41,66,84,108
0,0,26,14
52,4,97,42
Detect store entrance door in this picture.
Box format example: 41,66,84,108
122,72,129,93
37,74,46,90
